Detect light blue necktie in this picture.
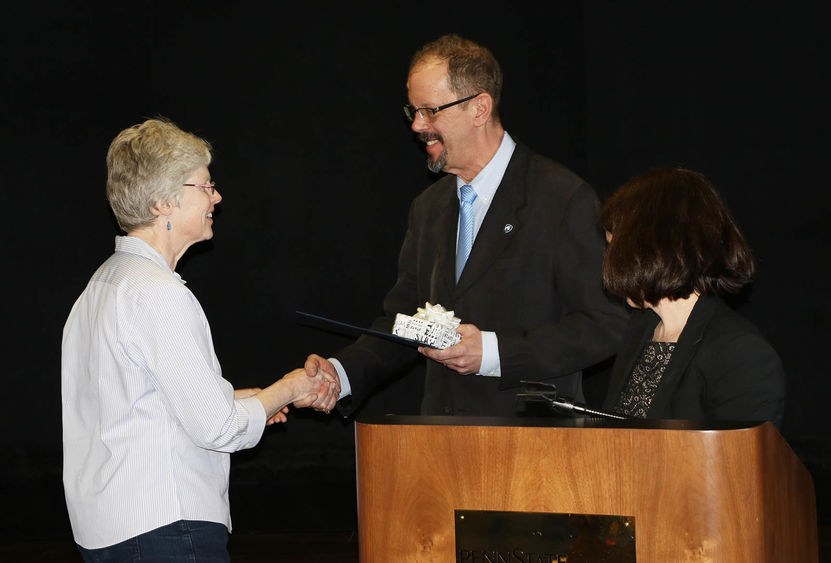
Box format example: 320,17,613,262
456,184,477,282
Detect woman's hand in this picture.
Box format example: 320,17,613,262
266,406,290,425
254,368,337,423
294,355,341,413
282,367,336,405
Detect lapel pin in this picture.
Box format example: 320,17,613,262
504,224,514,234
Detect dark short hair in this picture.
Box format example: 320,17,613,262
598,167,754,307
410,33,503,122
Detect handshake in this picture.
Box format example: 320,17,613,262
243,303,485,425
285,354,343,420
235,355,342,425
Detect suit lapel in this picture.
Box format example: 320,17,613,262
433,185,459,300
453,145,529,297
647,297,719,416
603,311,658,411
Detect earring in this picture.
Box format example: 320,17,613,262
167,221,172,231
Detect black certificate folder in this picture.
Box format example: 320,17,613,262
295,311,438,349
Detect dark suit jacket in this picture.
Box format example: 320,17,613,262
337,142,629,416
602,296,786,427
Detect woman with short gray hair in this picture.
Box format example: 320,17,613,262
61,118,336,562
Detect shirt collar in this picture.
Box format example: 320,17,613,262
114,235,186,284
456,131,517,204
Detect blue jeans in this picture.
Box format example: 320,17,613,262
77,520,230,562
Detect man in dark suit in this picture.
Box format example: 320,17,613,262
303,34,628,417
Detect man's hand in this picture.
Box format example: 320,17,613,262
292,354,341,413
418,324,483,374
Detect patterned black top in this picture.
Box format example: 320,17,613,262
613,341,676,418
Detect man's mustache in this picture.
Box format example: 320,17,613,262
418,133,442,144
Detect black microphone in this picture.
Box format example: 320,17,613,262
516,380,631,420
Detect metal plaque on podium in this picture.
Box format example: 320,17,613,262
455,510,636,562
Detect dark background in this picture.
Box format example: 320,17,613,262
3,0,828,548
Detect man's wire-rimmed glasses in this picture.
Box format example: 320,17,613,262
403,93,481,122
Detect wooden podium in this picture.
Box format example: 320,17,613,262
355,416,817,562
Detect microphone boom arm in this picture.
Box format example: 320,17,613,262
517,380,631,420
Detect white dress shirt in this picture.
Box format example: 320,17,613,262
453,130,516,378
332,132,517,398
62,236,266,549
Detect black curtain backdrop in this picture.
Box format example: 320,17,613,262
3,1,828,542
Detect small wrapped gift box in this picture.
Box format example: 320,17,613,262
392,302,462,349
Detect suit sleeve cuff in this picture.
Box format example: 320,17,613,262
329,357,352,399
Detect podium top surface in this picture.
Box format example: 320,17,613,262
355,414,767,431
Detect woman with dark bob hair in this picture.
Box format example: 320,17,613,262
598,167,785,426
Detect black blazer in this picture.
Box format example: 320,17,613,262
336,142,629,416
602,296,786,427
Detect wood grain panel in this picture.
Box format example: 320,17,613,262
355,420,817,562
